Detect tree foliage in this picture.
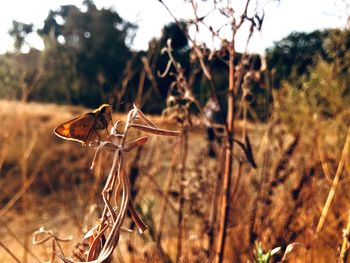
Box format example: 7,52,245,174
266,30,329,88
8,21,34,52
37,1,137,107
1,0,349,120
266,29,350,88
276,29,350,132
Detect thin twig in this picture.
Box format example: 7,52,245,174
0,240,21,263
176,127,189,262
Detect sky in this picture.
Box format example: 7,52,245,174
0,0,348,54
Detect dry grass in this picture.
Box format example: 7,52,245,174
1,100,350,262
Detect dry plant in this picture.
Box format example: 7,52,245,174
37,104,180,262
0,105,53,263
158,39,193,262
157,0,265,261
33,227,73,263
317,126,350,233
2,2,348,263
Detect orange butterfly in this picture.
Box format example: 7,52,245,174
54,104,113,145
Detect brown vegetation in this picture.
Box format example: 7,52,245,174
0,99,350,262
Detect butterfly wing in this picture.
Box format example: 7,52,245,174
54,113,97,144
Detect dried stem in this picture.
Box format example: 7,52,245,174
317,135,333,185
340,210,350,262
317,126,350,233
176,127,189,262
54,105,179,262
0,240,21,263
215,42,235,263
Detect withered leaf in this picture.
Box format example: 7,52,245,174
124,137,148,152
130,124,180,137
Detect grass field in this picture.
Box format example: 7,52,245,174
1,100,350,262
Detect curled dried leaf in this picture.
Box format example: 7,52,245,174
244,134,257,168
83,227,96,241
130,124,180,137
233,137,257,169
281,242,304,261
124,137,148,152
87,223,108,261
270,247,281,255
128,200,148,234
111,120,123,135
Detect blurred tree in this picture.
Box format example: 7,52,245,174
0,54,21,99
276,28,350,132
266,29,350,89
38,1,137,107
323,29,350,73
0,49,42,102
30,45,78,104
8,21,33,52
38,10,63,41
266,30,329,88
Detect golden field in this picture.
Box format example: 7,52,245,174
0,100,350,262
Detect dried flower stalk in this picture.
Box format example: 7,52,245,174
46,104,179,262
